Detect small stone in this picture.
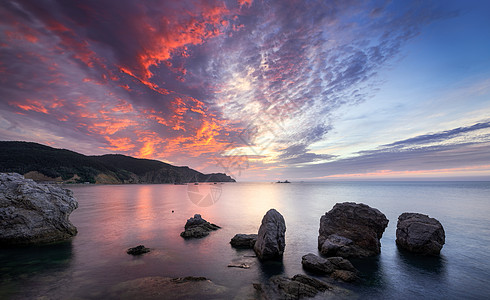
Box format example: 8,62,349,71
180,214,220,239
230,234,257,248
127,245,150,255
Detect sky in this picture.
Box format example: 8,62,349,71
0,0,489,181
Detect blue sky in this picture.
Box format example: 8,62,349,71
0,0,489,180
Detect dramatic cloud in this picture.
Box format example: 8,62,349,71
1,0,487,179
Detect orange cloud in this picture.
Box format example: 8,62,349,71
15,99,48,114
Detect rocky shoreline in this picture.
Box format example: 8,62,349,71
1,172,447,299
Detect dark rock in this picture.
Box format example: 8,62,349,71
331,270,357,282
396,212,445,256
127,245,150,255
0,173,78,245
253,274,355,300
301,253,358,282
180,214,220,238
318,202,389,258
254,209,286,260
109,276,227,299
230,234,257,248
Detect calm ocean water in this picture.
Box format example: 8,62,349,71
1,181,489,299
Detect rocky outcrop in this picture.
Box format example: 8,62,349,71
254,209,286,260
110,276,228,299
127,245,150,255
253,274,353,300
301,253,358,282
180,214,221,238
0,173,78,245
396,212,445,256
318,202,389,258
230,234,257,248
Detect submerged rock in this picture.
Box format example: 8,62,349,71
301,253,358,282
396,212,445,256
110,276,228,300
254,209,286,260
253,274,353,300
230,234,257,248
127,245,150,255
180,214,221,238
318,202,388,258
0,173,78,245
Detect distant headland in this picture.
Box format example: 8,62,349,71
0,141,235,184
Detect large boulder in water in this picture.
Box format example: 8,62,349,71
254,209,286,260
0,173,78,245
318,202,389,258
180,214,221,238
396,212,445,256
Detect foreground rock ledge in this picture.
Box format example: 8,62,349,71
0,173,78,245
318,202,389,258
254,209,286,260
180,214,221,238
396,212,445,256
254,274,353,300
110,276,228,300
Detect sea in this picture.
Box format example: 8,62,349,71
1,181,489,299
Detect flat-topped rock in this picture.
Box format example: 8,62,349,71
230,234,257,248
0,173,78,245
396,212,445,256
180,214,220,238
318,202,388,258
254,209,286,260
110,276,228,299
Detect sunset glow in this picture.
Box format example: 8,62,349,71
1,0,489,180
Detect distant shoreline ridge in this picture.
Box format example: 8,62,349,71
0,141,236,184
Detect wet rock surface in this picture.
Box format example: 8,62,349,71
396,212,445,256
0,173,78,245
254,209,286,260
301,253,358,282
253,274,353,300
180,214,221,238
127,245,150,255
318,202,389,258
110,276,228,300
230,234,257,248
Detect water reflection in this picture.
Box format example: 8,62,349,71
395,247,447,275
0,241,73,298
350,255,387,287
258,260,285,281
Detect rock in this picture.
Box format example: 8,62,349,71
301,253,357,282
331,270,358,282
254,209,286,260
127,245,150,255
252,274,355,300
227,263,250,269
180,214,220,238
230,234,257,248
110,276,228,300
0,173,78,245
318,202,389,258
396,212,445,256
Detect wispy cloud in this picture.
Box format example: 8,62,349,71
1,0,474,179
